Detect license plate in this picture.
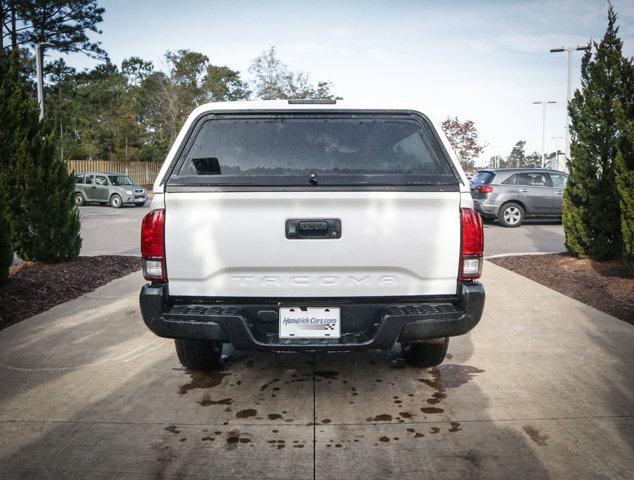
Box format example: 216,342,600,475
279,307,340,339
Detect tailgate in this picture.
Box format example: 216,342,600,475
165,190,460,297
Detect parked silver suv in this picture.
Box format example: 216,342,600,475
73,172,147,208
471,168,568,227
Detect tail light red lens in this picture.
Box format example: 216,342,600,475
459,208,484,281
141,209,166,283
478,185,494,193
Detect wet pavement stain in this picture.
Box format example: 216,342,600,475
178,370,230,395
415,364,484,412
268,413,282,420
379,436,390,442
236,408,257,418
197,394,232,407
260,379,280,391
449,422,462,432
421,407,444,414
225,430,251,449
164,426,181,434
418,364,485,390
523,425,549,446
366,414,392,422
414,432,424,438
315,370,339,380
430,427,440,434
201,436,215,441
321,418,332,424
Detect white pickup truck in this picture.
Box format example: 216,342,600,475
139,100,484,370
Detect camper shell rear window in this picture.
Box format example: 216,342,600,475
167,112,460,189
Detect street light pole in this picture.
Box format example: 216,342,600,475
35,42,53,121
532,100,557,168
550,45,590,161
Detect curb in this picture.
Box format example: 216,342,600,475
485,251,565,260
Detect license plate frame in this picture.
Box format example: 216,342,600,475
279,307,341,339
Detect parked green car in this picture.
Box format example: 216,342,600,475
73,172,147,208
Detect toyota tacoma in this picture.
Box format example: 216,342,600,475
139,100,485,370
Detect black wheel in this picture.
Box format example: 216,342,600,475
175,339,223,370
401,338,449,368
73,192,85,207
110,194,122,208
497,202,524,227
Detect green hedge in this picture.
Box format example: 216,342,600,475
0,212,11,284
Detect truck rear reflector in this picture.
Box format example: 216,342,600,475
141,209,166,283
459,208,484,280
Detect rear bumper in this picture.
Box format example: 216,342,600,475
473,198,498,218
139,283,485,351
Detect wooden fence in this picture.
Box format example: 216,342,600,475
67,160,162,186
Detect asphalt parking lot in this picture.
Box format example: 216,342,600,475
79,204,150,256
1,263,632,479
78,203,566,258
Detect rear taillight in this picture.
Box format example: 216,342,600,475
141,209,166,283
478,185,494,193
459,208,484,281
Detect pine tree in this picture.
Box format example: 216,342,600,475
563,5,629,260
0,52,81,262
614,99,634,261
0,212,11,284
0,55,14,282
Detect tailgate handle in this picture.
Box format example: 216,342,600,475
286,219,341,239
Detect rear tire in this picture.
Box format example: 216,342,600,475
497,202,524,227
73,192,85,206
110,194,122,208
175,339,223,370
401,338,449,368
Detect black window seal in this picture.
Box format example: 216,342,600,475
161,109,463,190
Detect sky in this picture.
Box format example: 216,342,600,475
62,0,634,165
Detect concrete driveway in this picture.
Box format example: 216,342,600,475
0,262,631,479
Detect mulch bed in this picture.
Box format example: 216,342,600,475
0,256,141,330
489,253,633,324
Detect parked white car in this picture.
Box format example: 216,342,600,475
139,100,485,369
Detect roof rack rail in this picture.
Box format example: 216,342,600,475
287,99,337,105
